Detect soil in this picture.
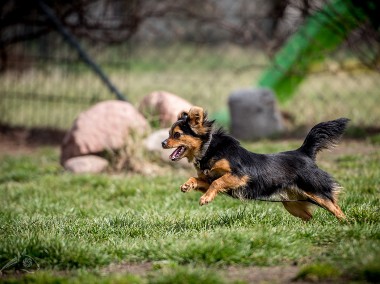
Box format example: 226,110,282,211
99,261,341,283
0,125,64,156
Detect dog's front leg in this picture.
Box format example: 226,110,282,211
199,176,227,205
198,174,229,205
199,173,248,205
180,177,210,193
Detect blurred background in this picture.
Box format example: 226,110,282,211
1,0,379,133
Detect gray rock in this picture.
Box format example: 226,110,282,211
228,88,284,140
63,155,109,173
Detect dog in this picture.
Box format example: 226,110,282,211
162,106,349,221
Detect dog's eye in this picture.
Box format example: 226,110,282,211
173,132,181,139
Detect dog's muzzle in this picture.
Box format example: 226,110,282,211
161,139,168,149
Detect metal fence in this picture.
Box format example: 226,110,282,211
0,0,379,131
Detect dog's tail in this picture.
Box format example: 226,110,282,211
298,118,349,160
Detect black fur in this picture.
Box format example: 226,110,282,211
164,110,349,220
196,119,349,202
298,118,350,160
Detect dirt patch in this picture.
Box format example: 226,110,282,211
0,125,64,156
98,261,338,283
226,265,301,283
318,140,379,161
0,129,37,156
99,261,154,276
0,262,343,283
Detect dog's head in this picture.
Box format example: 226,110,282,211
161,106,213,162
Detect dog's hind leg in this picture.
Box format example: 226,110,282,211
282,201,314,221
303,192,346,221
281,190,315,221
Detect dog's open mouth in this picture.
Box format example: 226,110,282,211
169,146,186,161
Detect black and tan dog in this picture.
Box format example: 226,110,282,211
162,106,349,221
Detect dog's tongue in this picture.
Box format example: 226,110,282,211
169,146,184,161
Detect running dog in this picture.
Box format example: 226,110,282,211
162,106,348,221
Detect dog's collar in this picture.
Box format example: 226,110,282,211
194,131,213,169
201,132,213,158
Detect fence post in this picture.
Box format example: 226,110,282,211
36,0,127,101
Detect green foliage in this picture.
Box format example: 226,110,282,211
356,261,380,283
258,0,366,101
2,271,144,284
295,263,340,281
369,134,380,145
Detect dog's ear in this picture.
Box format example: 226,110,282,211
177,110,189,121
188,106,206,134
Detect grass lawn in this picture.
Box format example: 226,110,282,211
0,137,379,283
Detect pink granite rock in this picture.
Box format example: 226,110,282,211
63,155,109,173
139,91,192,127
61,100,149,165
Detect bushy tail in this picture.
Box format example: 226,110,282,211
299,118,349,160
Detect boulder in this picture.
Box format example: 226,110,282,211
143,129,191,168
228,88,284,140
139,91,192,127
61,100,149,165
63,155,109,173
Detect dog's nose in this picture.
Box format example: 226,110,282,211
162,139,168,148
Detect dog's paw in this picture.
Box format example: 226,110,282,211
180,179,196,192
199,194,213,206
180,183,192,192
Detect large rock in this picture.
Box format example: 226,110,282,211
143,129,191,168
63,155,109,173
139,91,192,127
228,88,284,140
61,100,149,165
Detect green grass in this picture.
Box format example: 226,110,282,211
1,140,379,283
295,263,341,282
1,266,228,284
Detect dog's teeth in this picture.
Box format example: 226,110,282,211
169,146,185,161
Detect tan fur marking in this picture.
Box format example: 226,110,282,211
195,170,211,193
180,135,202,161
199,173,249,205
213,159,230,168
164,137,181,148
169,126,183,137
281,190,314,221
188,106,204,125
210,159,231,175
303,192,346,220
165,126,185,148
164,127,202,161
188,106,207,135
282,202,314,221
180,176,210,193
